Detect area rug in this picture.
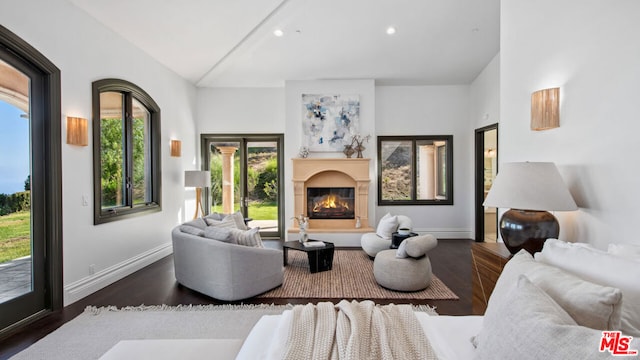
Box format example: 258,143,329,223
11,303,438,360
258,249,458,300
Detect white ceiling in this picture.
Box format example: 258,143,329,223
68,0,500,88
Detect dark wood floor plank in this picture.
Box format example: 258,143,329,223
0,239,472,359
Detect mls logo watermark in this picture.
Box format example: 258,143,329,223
600,331,638,356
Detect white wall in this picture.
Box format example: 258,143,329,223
0,0,198,304
470,53,500,130
501,0,640,249
376,86,473,238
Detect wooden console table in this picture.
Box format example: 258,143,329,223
471,242,512,315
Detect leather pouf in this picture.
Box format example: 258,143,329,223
373,250,432,292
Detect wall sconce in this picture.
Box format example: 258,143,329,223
170,140,182,157
66,117,88,146
531,87,560,130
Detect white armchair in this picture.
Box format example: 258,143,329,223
361,214,413,258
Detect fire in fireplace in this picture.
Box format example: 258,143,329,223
307,187,355,219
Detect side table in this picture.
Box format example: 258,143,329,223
471,242,512,314
391,232,418,249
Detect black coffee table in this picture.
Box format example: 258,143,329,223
391,232,418,249
283,240,335,273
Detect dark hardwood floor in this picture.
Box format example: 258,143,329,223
0,239,472,359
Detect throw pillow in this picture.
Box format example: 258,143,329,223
608,243,640,261
204,216,237,228
488,249,622,331
535,238,640,336
179,225,205,237
376,213,398,240
226,211,248,230
230,227,263,248
203,212,224,221
475,275,626,360
404,235,438,258
203,226,235,243
396,240,408,258
182,217,207,230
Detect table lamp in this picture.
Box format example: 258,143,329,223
483,162,577,254
185,170,211,219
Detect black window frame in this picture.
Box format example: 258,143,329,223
92,78,161,224
377,135,453,206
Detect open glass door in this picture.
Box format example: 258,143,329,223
204,135,284,239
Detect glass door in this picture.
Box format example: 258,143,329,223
0,53,45,330
204,135,284,239
474,124,499,243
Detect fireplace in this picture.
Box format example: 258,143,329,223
307,187,355,219
291,158,371,232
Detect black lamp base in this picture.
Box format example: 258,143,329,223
499,209,559,254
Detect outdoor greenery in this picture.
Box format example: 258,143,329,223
0,211,30,263
100,117,148,207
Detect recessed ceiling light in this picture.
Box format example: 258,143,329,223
274,29,284,37
386,26,396,35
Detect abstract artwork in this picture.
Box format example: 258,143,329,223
302,94,360,152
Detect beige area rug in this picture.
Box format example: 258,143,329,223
259,249,459,300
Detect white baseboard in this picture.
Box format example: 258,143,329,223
63,243,173,306
413,228,472,239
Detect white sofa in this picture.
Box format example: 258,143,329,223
171,225,283,301
361,214,413,257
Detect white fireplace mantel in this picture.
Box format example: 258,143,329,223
290,158,373,233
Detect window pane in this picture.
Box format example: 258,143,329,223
131,98,151,205
209,142,240,213
99,91,125,209
380,140,412,201
416,139,449,200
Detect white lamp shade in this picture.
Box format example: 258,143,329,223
184,170,211,188
483,162,577,211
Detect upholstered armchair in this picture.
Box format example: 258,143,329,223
361,214,413,258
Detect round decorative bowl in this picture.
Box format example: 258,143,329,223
397,228,411,236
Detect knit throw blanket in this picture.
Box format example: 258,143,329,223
282,300,437,360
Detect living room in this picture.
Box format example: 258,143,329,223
1,0,639,358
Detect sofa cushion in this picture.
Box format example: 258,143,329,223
203,212,224,221
535,239,640,336
490,249,622,331
230,227,263,248
396,240,409,258
179,225,205,237
475,275,622,360
203,226,235,243
376,213,398,240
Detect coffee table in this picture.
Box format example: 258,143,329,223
282,240,335,273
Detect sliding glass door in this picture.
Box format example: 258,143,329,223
202,134,284,239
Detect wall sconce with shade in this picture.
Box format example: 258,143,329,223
483,162,577,254
170,140,181,157
531,87,560,130
185,170,211,219
66,116,88,146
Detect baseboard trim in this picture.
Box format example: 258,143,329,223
63,243,173,306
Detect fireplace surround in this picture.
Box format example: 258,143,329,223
291,158,372,233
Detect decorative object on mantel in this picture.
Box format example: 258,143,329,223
302,94,360,152
343,144,356,158
351,134,370,158
355,216,361,228
184,170,211,219
298,146,309,158
531,87,560,130
483,162,577,254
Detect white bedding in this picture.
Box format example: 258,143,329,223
235,311,483,360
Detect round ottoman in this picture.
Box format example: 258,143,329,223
373,249,432,291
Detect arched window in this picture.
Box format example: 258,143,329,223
92,79,161,224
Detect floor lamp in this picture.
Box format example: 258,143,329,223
185,170,211,219
483,162,577,254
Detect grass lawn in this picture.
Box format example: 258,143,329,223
0,211,31,263
211,201,277,220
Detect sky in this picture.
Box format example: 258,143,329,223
0,100,30,195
